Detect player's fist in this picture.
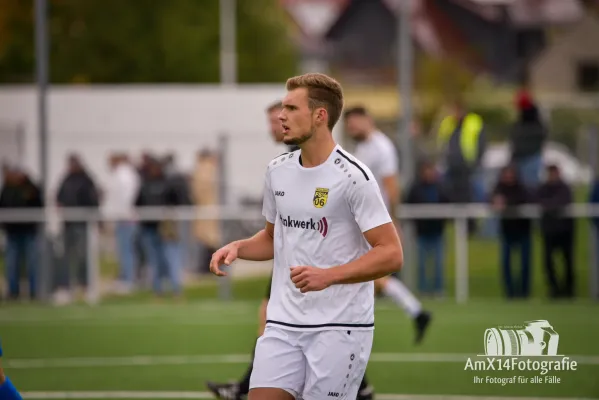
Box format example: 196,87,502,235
209,242,239,277
290,266,331,293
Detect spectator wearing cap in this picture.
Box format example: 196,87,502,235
509,89,547,189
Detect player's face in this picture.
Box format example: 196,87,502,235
268,108,284,143
279,88,317,146
344,114,370,142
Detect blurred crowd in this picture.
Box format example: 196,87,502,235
1,88,599,304
0,149,222,304
406,88,598,300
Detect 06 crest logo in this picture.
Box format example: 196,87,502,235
313,187,329,208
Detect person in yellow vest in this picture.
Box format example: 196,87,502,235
438,99,486,197
437,99,487,232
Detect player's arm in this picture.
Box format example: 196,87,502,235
327,222,402,285
291,180,402,291
232,221,275,261
212,167,277,269
329,180,403,284
382,174,399,222
234,166,278,261
381,141,401,221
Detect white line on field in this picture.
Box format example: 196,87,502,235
6,353,599,369
18,391,598,400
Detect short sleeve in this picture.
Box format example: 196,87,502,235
379,142,399,177
349,180,393,233
262,170,277,224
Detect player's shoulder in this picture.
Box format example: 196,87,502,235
331,147,374,186
266,150,299,174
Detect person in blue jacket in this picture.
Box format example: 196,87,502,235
0,341,23,400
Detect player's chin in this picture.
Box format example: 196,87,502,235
282,135,295,145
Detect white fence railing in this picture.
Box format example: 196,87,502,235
0,203,598,304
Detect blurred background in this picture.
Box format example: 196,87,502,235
0,0,599,399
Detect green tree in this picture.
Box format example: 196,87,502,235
0,0,298,83
0,0,35,82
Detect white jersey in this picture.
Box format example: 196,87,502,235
262,144,392,331
353,131,399,208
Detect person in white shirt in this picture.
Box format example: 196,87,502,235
343,106,432,342
103,153,141,294
210,73,403,400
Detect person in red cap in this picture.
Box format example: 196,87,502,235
509,88,547,189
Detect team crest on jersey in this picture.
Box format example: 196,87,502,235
313,187,329,208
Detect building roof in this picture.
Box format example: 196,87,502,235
281,0,584,40
279,0,350,38
452,0,584,26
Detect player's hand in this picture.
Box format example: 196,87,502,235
209,242,239,277
290,266,332,293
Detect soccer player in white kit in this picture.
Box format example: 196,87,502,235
209,73,403,400
343,106,432,344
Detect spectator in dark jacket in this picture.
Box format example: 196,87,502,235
491,165,532,299
536,164,575,298
406,161,449,296
590,178,599,235
510,92,547,189
135,157,185,297
55,154,99,301
0,168,43,300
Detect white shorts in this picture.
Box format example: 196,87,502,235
249,325,373,400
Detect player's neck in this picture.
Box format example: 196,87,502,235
299,133,336,168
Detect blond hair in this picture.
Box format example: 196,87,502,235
286,73,344,131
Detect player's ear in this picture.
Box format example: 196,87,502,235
317,108,327,124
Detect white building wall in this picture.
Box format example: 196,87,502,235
0,85,343,203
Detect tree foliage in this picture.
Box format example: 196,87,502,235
0,0,298,83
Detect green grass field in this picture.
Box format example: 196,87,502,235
0,187,598,399
1,276,598,400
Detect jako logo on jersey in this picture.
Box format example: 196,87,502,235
327,392,340,397
274,190,285,196
279,215,329,238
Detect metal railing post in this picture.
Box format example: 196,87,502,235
455,216,469,304
86,218,100,305
37,209,51,302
